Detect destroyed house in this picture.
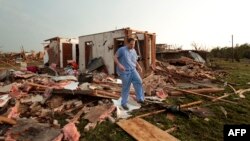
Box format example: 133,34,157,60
43,37,79,68
79,27,156,75
156,47,208,63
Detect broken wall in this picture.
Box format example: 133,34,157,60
48,40,60,66
46,38,79,68
79,29,125,74
79,28,156,75
59,38,79,68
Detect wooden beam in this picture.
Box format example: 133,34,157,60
170,87,225,96
95,90,120,98
180,100,203,108
144,33,149,70
136,109,166,118
212,93,230,102
26,82,52,89
0,116,16,125
165,126,178,133
53,90,119,101
52,89,93,95
151,34,156,69
164,86,237,104
136,100,203,118
227,84,237,94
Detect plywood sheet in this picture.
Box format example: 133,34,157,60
117,117,179,141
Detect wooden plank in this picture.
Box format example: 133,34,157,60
212,93,230,102
190,87,224,93
136,100,202,118
0,116,16,125
165,126,178,133
180,100,203,108
52,89,120,99
164,86,237,104
52,89,93,95
117,117,179,141
144,33,149,70
151,34,156,68
95,90,120,98
26,82,52,89
136,109,166,118
170,87,225,96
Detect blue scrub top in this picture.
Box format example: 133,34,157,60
116,46,138,75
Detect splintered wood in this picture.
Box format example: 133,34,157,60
117,117,179,141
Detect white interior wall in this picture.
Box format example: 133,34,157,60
79,30,124,74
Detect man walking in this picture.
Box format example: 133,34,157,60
114,38,144,110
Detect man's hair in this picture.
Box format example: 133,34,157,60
127,38,135,43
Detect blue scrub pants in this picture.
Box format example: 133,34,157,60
120,69,144,106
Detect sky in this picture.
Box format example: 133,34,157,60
0,0,249,52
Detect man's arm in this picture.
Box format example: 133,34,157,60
114,53,125,72
136,62,142,73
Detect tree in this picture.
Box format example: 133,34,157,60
191,42,207,51
209,43,250,60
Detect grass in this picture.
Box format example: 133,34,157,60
81,59,250,141
168,59,250,140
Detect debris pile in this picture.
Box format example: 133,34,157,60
0,51,43,67
155,57,216,81
143,57,227,98
0,55,240,140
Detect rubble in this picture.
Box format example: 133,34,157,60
0,52,236,140
5,118,61,141
0,51,43,69
83,104,115,123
